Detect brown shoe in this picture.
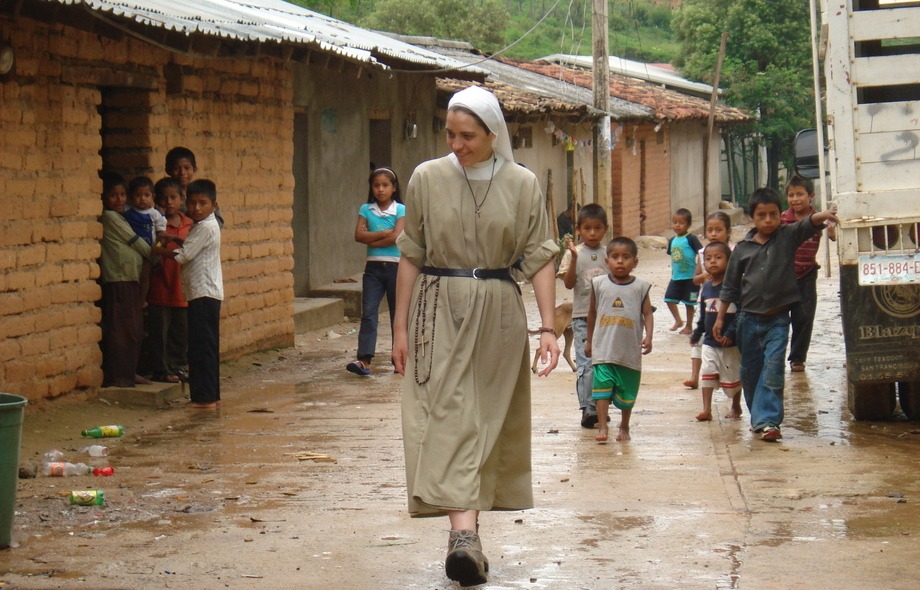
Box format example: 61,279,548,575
445,529,488,587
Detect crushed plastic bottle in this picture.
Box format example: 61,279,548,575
69,490,105,506
81,425,124,438
80,445,109,457
91,467,115,476
43,449,65,462
43,462,91,477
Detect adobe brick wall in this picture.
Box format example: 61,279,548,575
609,123,670,238
0,17,294,402
638,125,672,236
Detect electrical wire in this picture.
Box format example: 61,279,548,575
385,0,564,74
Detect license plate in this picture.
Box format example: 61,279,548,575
858,253,920,285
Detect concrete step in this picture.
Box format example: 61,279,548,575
97,381,185,409
294,297,346,333
308,276,363,317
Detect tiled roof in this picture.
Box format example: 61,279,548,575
44,0,484,73
542,54,716,98
393,36,651,121
436,78,603,121
506,59,751,124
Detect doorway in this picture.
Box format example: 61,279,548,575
369,112,392,170
292,111,310,296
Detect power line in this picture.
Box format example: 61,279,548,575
387,0,564,74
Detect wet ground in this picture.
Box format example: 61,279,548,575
2,244,920,589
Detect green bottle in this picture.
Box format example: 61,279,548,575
80,425,124,438
69,490,105,506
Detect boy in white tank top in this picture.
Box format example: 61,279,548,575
586,237,654,442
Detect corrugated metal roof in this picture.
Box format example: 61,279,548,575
542,54,717,98
48,0,485,73
393,35,652,121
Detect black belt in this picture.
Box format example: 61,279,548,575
421,266,514,281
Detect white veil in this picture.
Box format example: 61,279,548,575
448,86,515,164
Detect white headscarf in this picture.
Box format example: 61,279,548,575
447,86,515,164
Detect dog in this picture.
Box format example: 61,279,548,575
529,302,577,373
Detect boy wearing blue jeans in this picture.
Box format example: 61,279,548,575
558,204,608,428
714,188,837,441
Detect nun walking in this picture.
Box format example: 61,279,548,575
392,85,560,586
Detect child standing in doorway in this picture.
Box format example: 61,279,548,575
714,188,838,441
586,237,654,442
665,208,703,335
98,172,152,388
690,242,742,421
125,176,167,247
684,211,733,389
162,180,223,409
166,146,225,228
147,177,192,383
346,167,405,376
125,176,166,319
165,147,197,198
557,203,609,428
782,174,836,372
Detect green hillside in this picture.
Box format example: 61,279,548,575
289,0,680,63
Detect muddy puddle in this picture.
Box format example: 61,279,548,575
3,249,920,589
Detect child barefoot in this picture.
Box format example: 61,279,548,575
690,242,742,421
586,238,654,442
684,212,732,389
665,208,703,335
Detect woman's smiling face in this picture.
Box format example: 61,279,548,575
445,109,495,167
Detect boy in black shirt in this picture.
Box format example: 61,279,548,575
714,188,837,441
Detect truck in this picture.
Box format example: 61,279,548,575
802,0,920,419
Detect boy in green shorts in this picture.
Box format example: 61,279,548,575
586,237,654,442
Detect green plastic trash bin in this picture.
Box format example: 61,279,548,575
0,393,27,549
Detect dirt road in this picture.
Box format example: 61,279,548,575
2,245,919,589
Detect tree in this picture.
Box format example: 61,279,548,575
361,0,510,50
672,0,814,188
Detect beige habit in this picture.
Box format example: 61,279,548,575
397,155,558,516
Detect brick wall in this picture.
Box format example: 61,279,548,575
609,122,670,237
638,125,672,236
0,17,295,401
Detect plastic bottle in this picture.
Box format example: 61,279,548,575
43,462,91,477
80,445,109,457
91,467,115,476
69,490,105,506
43,449,65,462
81,425,124,438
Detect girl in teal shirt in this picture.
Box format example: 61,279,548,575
347,168,405,376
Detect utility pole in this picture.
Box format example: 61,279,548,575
592,0,611,212
702,31,728,222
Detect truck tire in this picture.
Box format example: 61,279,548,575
848,381,896,421
897,382,920,420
